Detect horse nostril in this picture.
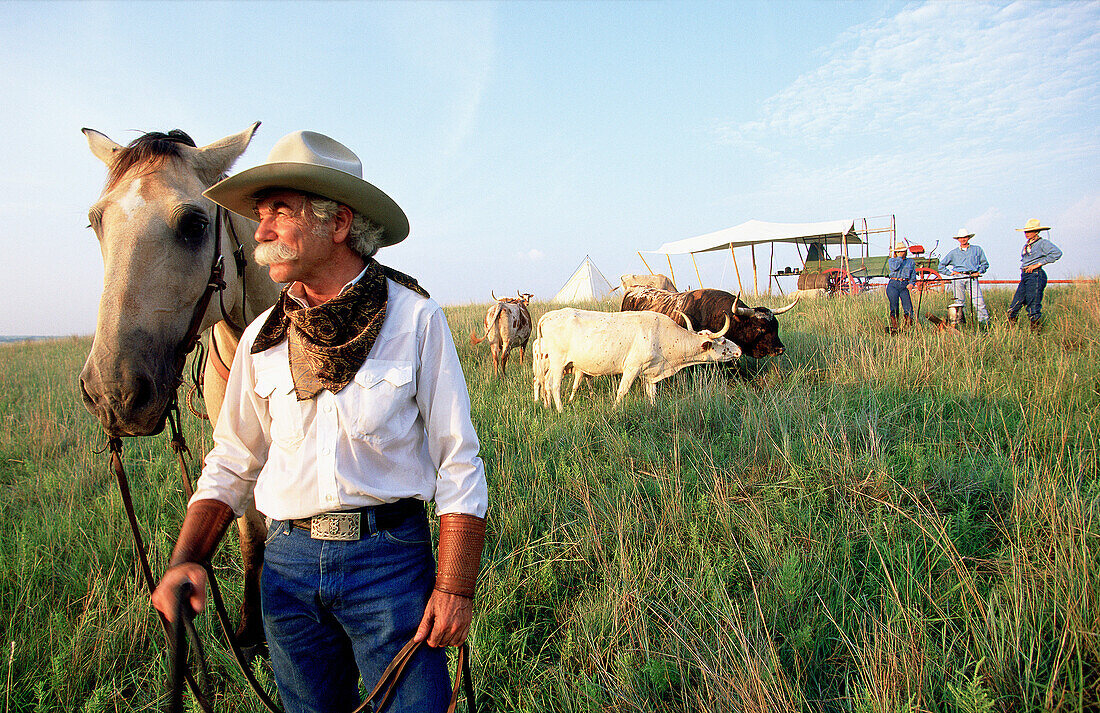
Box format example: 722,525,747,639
79,378,98,408
128,375,156,412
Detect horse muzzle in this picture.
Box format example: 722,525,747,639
79,349,176,437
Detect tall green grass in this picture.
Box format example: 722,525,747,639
1,284,1097,711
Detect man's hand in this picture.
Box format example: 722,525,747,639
1024,264,1039,273
414,590,473,648
151,563,208,622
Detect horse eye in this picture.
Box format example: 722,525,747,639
176,211,209,245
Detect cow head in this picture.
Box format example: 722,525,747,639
491,289,534,306
728,293,798,358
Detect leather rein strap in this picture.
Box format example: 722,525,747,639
353,639,477,713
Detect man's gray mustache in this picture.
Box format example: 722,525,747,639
254,241,300,266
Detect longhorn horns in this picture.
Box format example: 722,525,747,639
678,311,730,339
730,291,799,318
732,292,754,320
770,295,800,315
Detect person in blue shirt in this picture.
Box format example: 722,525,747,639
886,241,916,332
1007,218,1062,331
939,228,990,326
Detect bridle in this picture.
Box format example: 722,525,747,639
101,206,476,712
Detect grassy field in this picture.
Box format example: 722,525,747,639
1,284,1097,712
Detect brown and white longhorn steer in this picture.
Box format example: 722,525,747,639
621,286,798,358
532,308,740,411
470,292,533,375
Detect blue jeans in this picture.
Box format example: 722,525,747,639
886,279,913,319
1007,268,1047,322
261,510,450,713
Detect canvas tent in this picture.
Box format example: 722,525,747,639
552,255,614,303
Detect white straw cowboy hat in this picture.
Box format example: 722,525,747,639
204,131,409,247
891,240,907,253
953,228,974,240
1015,218,1050,233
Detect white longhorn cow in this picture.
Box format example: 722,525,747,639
532,308,740,411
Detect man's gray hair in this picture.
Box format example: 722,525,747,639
307,197,385,259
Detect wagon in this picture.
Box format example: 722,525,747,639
642,214,943,297
798,250,942,295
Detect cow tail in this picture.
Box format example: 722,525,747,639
471,303,504,345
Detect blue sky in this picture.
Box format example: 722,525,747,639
3,0,1097,335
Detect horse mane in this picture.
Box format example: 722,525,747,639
105,130,197,190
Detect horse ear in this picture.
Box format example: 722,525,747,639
194,122,261,184
83,128,123,166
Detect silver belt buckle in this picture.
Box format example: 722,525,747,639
310,512,361,541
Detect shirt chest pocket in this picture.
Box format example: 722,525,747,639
341,360,416,445
253,366,306,451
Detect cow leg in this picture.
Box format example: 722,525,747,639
500,341,511,375
568,371,586,402
490,344,501,374
572,374,589,400
643,379,658,403
235,503,267,656
615,367,642,403
549,362,567,412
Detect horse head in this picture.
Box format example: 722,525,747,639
80,124,265,436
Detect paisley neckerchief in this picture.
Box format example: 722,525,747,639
251,259,429,400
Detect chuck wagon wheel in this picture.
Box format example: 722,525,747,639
913,266,943,292
823,267,855,295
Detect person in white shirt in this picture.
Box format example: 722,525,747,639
938,229,990,326
151,131,487,713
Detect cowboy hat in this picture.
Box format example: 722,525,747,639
891,240,908,253
1015,218,1050,233
953,228,974,239
204,131,409,246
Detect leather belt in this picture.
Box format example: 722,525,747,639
290,499,424,541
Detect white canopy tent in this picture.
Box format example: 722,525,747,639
552,255,615,304
644,219,867,296
652,219,861,255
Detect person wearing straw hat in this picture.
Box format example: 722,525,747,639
885,239,916,332
939,228,990,327
1006,218,1062,331
151,131,487,712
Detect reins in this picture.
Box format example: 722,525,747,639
104,205,249,713
103,207,477,711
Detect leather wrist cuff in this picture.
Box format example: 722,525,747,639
435,513,486,599
168,499,235,568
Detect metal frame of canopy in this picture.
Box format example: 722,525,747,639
640,215,903,296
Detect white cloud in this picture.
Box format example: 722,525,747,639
719,2,1100,150
966,207,1003,238
520,248,545,262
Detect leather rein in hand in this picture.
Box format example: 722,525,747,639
103,207,476,712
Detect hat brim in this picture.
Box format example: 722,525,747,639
1015,226,1050,232
953,233,974,239
203,162,409,247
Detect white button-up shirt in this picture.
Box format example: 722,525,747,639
190,277,487,521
